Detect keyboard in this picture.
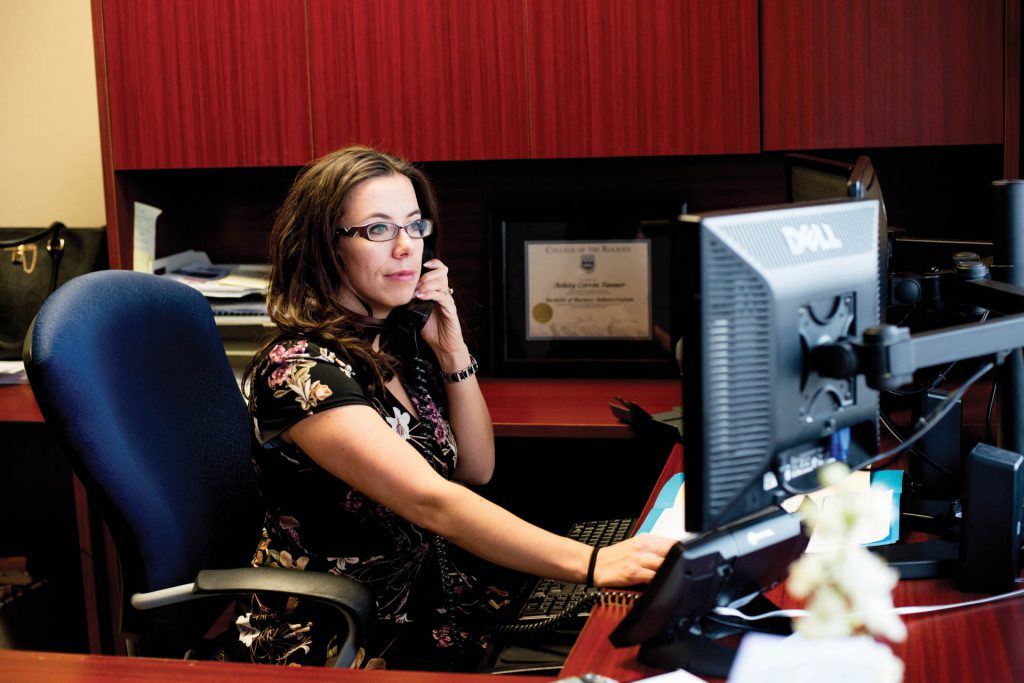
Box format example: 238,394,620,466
517,517,636,625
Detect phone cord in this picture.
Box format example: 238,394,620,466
409,349,465,657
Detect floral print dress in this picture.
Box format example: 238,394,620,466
230,338,510,670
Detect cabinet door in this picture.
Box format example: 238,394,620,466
101,0,312,169
761,0,1004,150
309,0,529,161
527,0,760,158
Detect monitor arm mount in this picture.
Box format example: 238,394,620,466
815,276,1024,393
812,260,1024,579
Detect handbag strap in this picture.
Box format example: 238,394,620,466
1,221,66,294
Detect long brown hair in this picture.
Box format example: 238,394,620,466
245,146,441,398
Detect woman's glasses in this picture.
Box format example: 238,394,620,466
336,219,434,242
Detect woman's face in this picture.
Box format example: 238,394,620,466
336,173,424,318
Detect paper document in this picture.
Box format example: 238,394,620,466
636,470,900,549
133,202,161,273
781,470,901,552
636,473,694,541
650,485,693,541
154,251,269,298
729,632,903,683
0,361,27,385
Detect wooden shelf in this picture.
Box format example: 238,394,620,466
479,377,678,439
2,378,680,439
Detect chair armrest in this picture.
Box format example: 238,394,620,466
131,567,374,668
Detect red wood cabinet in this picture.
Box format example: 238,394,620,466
526,0,761,158
761,0,1004,150
99,0,312,169
308,0,529,161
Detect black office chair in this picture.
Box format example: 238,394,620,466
23,270,373,666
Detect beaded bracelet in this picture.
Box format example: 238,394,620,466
440,355,479,384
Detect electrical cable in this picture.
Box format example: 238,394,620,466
774,359,993,496
884,361,958,398
985,373,998,444
489,665,566,675
854,360,995,474
878,411,957,480
712,585,1024,623
892,302,918,328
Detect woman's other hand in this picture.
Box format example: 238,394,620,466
591,533,678,588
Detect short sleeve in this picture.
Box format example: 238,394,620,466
251,338,372,447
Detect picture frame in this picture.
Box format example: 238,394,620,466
491,204,685,378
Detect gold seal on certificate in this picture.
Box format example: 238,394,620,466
525,240,652,340
532,302,554,323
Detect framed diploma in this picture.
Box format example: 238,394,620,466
492,207,685,377
525,240,652,341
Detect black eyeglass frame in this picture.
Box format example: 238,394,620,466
335,219,434,242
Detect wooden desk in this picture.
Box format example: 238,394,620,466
0,384,42,422
0,650,549,682
561,446,1024,683
479,377,678,439
0,377,677,657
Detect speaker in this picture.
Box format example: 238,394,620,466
957,442,1024,594
910,390,963,499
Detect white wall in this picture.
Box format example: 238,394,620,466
0,0,105,227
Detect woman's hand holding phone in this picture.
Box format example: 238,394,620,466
414,259,466,361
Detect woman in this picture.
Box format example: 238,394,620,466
236,146,674,670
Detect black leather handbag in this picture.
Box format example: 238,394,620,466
0,222,108,359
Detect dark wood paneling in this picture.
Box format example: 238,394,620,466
0,425,88,653
309,0,530,161
101,0,312,169
526,0,761,158
107,147,1001,371
762,0,1004,151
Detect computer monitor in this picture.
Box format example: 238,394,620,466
682,198,882,533
785,153,855,202
786,153,890,311
609,198,883,676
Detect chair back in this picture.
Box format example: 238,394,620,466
24,270,263,657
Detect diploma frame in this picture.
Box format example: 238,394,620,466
491,207,684,377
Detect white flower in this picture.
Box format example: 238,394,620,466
235,613,260,646
386,407,411,440
787,462,906,644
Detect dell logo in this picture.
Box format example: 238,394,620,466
782,223,843,256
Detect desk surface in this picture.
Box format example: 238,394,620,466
1,377,679,438
6,445,1023,681
561,445,1024,683
0,384,42,422
0,650,547,682
478,377,678,438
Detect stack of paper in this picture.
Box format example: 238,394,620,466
0,361,27,385
154,251,269,317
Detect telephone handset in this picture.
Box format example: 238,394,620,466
390,298,435,334
388,243,435,334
